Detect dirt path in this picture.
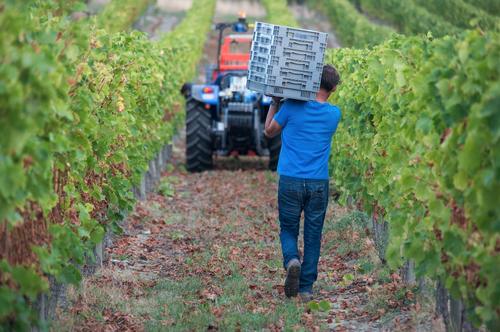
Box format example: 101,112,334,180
215,0,266,20
133,0,190,40
54,130,439,331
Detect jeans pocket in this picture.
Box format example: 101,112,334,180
312,187,324,196
279,188,302,216
311,183,327,197
310,183,329,209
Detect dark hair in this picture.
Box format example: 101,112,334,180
320,64,341,92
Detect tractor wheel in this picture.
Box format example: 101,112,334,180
268,135,281,171
186,98,213,172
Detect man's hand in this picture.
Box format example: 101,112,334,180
264,96,283,138
264,119,282,138
272,96,283,104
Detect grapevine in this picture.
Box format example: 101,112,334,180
352,0,461,36
308,0,396,48
412,0,500,30
327,30,500,328
0,0,215,329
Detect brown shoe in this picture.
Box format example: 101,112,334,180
284,259,301,298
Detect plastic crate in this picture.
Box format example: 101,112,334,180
247,80,316,100
247,22,328,101
254,22,328,44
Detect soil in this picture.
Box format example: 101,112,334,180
133,1,189,40
157,0,193,12
215,0,266,18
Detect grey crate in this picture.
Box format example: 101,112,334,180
254,22,328,44
247,80,316,101
249,65,321,91
247,22,328,101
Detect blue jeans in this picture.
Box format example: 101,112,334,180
278,175,329,293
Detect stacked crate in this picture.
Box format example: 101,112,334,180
247,22,328,101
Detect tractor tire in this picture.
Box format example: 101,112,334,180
186,98,213,172
268,135,281,171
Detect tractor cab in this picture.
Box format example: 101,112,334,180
212,34,251,82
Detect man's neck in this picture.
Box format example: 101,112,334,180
315,89,330,103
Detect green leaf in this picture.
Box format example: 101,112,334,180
0,286,17,318
458,131,482,173
58,264,81,285
453,171,468,191
319,299,331,311
428,198,450,222
90,224,105,244
416,117,433,134
307,301,320,311
443,230,464,257
414,181,431,201
11,266,48,300
343,273,354,282
71,2,88,12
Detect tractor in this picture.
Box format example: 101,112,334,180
181,15,281,172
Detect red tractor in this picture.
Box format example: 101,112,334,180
181,16,280,172
212,34,251,80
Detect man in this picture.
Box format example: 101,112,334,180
264,64,341,300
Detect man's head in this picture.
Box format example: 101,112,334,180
320,64,340,93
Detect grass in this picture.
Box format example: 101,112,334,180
164,213,183,225
112,253,131,261
264,170,278,183
375,265,392,283
157,176,179,197
357,257,375,274
145,277,213,331
140,201,165,223
54,258,307,331
325,210,370,256
60,228,309,331
52,270,145,330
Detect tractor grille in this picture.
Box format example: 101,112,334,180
228,102,253,112
227,103,254,127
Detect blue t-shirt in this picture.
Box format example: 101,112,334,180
273,99,341,180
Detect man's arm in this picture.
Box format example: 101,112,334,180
264,97,283,138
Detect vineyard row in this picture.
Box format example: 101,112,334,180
264,0,499,328
0,0,215,329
